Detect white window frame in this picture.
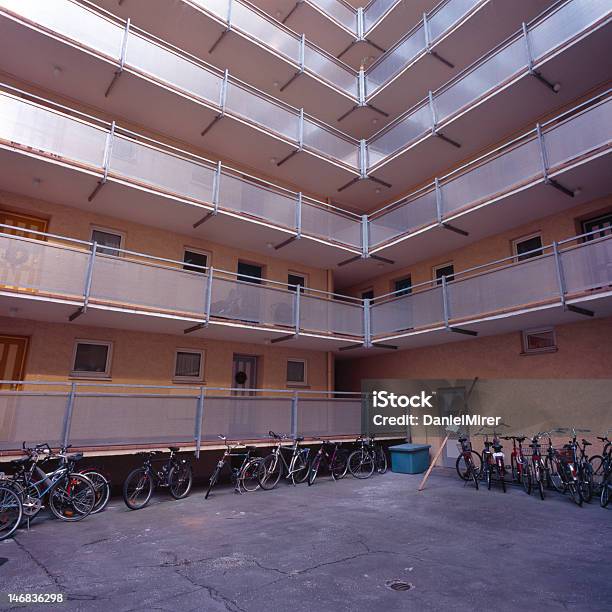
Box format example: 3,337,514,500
521,327,557,355
173,348,205,383
433,262,454,285
512,232,543,262
288,271,308,290
71,339,113,378
183,247,211,273
286,358,307,386
90,226,125,256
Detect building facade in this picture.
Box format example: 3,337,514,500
0,0,610,452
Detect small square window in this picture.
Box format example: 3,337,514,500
394,277,412,296
513,233,543,262
288,273,306,291
91,228,123,256
361,289,374,301
434,263,454,285
183,249,209,273
521,328,557,355
72,340,112,377
286,359,307,385
174,349,204,382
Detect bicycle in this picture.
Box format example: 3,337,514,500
600,460,611,508
347,436,375,479
0,479,23,541
8,443,95,521
307,439,348,486
257,431,311,489
589,431,611,489
476,432,506,492
503,435,531,494
575,435,594,503
455,434,480,490
544,429,582,506
527,433,546,500
205,435,261,499
123,447,193,510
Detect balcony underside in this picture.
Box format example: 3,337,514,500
343,291,612,358
354,24,612,208
0,145,361,271
0,14,360,200
333,150,612,288
0,291,361,352
367,0,553,126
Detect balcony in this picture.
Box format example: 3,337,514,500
1,0,608,209
0,229,365,351
0,0,362,198
366,231,612,352
0,382,366,452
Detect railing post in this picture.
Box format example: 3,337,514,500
359,139,367,178
61,382,77,448
434,177,443,223
298,34,305,73
291,391,298,438
83,242,97,312
294,284,301,336
522,22,534,73
295,192,302,238
552,241,567,308
358,69,366,106
363,297,371,347
357,7,364,40
423,12,431,51
194,387,205,458
428,90,437,134
205,266,214,325
535,123,549,184
227,0,233,29
441,275,450,329
298,108,304,151
102,121,116,184
361,214,369,258
212,160,222,215
220,69,229,116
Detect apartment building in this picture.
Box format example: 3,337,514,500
0,0,610,452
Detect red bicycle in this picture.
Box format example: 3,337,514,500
503,435,531,494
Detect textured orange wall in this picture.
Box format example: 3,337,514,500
336,316,612,391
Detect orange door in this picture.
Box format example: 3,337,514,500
0,335,29,389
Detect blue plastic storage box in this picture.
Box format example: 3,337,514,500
389,443,431,474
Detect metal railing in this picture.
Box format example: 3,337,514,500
0,382,366,453
368,89,612,249
0,226,365,339
369,230,612,339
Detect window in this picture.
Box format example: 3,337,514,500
393,277,412,296
288,272,306,291
91,228,123,256
434,263,454,285
0,211,48,239
71,340,112,377
286,359,307,386
173,349,204,382
521,328,557,355
361,289,374,301
582,212,612,240
183,249,209,273
513,233,543,261
237,261,263,284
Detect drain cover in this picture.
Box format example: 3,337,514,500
386,580,413,592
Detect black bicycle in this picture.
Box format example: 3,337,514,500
257,431,311,489
307,439,348,485
348,435,387,479
205,436,261,499
123,447,193,510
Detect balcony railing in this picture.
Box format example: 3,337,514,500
0,228,365,339
369,231,612,340
2,0,607,176
367,0,610,169
0,382,366,452
368,90,612,249
0,88,363,251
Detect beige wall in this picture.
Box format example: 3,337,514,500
0,316,329,392
347,196,612,298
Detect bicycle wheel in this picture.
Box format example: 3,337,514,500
0,486,22,541
601,474,610,508
545,457,564,492
49,473,95,521
456,451,482,480
308,455,322,486
11,480,43,523
205,465,222,500
291,449,310,485
331,450,349,480
471,464,479,490
486,466,492,491
567,482,582,506
348,449,375,479
522,464,532,495
169,463,193,500
498,465,506,493
375,447,388,474
123,468,154,510
80,469,111,514
239,458,261,493
533,463,545,500
258,454,282,490
589,455,604,487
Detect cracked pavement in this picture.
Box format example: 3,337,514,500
1,469,610,612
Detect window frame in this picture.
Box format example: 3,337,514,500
70,339,113,378
90,226,125,257
433,262,454,286
521,327,557,355
287,271,307,292
361,288,375,301
512,232,543,262
286,358,308,387
183,247,211,274
392,276,412,296
173,348,205,383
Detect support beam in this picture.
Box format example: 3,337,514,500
434,132,462,148
566,304,594,317
270,333,297,344
192,211,216,228
192,161,221,227
280,35,305,92
69,242,97,321
548,178,575,198
209,0,233,54
276,149,300,167
105,19,130,97
370,254,394,265
429,51,454,69
522,22,560,94
337,176,361,192
88,122,116,202
449,326,478,337
337,104,359,122
441,223,469,237
273,235,298,250
337,254,362,267
282,1,302,25
371,343,399,350
184,323,206,334
423,13,454,69
201,71,228,137
536,123,574,198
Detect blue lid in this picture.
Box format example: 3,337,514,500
389,443,431,452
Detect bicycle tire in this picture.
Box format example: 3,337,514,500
308,455,322,486
291,449,310,485
589,455,604,487
545,457,565,492
10,480,43,523
258,454,282,490
49,473,95,521
567,482,583,506
375,447,388,474
601,475,610,508
123,468,154,510
239,458,261,492
486,466,492,490
348,449,374,479
0,485,23,541
522,464,532,495
533,463,545,500
471,465,479,490
499,465,506,493
205,465,221,500
80,469,111,514
456,451,482,480
331,450,349,480
169,463,193,500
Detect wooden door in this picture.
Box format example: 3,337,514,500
0,335,29,389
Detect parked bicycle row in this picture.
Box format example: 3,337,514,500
455,427,611,508
0,432,389,539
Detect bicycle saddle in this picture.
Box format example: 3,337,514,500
168,446,180,452
581,439,591,446
66,452,83,461
295,436,304,442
